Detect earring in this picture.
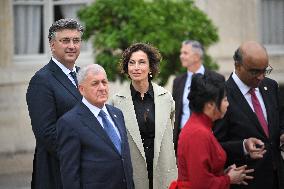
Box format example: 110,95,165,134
149,72,153,78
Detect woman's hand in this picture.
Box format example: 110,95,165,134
227,165,254,185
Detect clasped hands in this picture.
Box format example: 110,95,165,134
225,164,254,185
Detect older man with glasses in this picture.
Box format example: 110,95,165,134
214,41,284,189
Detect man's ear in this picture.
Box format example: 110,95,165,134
233,48,242,64
78,84,84,95
49,41,55,52
193,53,200,62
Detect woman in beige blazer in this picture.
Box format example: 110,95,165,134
110,43,177,189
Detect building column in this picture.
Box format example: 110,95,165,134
0,0,13,67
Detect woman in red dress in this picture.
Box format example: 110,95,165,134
170,72,254,189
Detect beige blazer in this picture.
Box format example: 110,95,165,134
110,82,177,189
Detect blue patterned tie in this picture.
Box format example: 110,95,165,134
70,71,78,87
99,110,121,154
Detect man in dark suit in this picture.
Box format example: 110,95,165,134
172,40,215,151
26,18,83,189
214,41,284,189
57,64,134,189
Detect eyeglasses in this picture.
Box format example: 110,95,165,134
241,63,273,76
58,37,82,45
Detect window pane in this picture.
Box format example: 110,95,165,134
13,4,44,55
261,0,284,45
54,4,88,51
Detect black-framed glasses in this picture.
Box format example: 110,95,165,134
242,63,273,76
58,37,82,45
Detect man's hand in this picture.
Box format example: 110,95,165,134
244,137,266,159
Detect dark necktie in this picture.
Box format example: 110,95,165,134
99,110,121,154
70,71,78,87
249,88,269,137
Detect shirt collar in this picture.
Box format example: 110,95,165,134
82,97,107,118
130,82,154,99
232,71,260,95
187,64,205,77
52,56,76,75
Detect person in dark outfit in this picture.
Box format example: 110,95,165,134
26,18,83,189
57,64,134,189
172,40,216,152
214,41,284,189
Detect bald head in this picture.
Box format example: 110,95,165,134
240,41,268,65
234,41,270,88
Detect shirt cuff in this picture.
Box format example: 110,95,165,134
243,139,249,155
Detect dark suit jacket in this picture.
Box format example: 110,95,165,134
214,75,284,189
26,59,82,189
172,69,216,152
57,103,134,189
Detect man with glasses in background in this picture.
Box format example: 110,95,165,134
26,18,83,189
214,41,284,189
172,40,221,152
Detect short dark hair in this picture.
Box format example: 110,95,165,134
188,72,226,113
120,42,161,80
233,44,267,65
233,47,243,64
48,18,84,42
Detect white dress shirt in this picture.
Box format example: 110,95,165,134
180,65,205,128
82,97,121,140
52,57,77,87
232,72,267,121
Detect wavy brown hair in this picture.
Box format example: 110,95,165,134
120,43,161,80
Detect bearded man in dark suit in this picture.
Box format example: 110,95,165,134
214,41,284,189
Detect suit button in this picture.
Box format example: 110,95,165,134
123,179,126,183
122,158,124,162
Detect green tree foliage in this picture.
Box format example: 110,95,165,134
78,0,219,85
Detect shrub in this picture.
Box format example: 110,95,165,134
78,0,219,85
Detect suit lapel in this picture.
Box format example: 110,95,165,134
152,83,168,169
77,103,118,152
227,76,268,137
48,60,81,100
177,74,187,103
117,87,146,161
259,81,273,137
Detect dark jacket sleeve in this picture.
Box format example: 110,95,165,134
26,74,58,154
57,117,81,189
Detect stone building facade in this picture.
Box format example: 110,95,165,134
0,0,283,176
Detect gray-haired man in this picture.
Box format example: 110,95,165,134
26,18,83,189
172,40,222,153
57,64,134,189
